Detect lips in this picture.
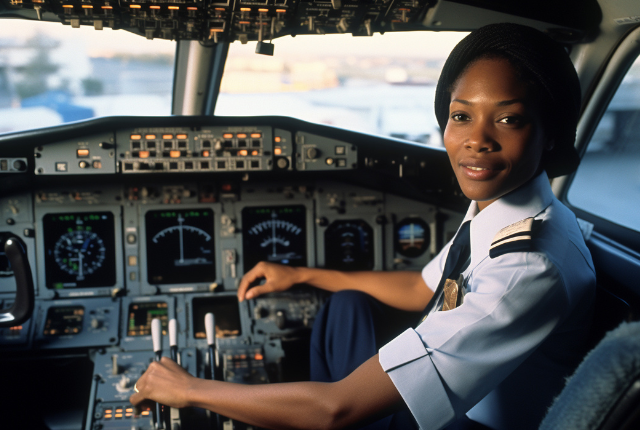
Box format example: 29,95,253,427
458,158,503,180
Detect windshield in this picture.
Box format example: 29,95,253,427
215,31,468,146
0,20,175,135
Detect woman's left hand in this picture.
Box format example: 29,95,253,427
129,356,199,409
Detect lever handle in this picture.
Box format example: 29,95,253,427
0,235,34,328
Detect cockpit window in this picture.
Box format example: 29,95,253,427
215,32,468,146
0,20,175,135
567,55,640,232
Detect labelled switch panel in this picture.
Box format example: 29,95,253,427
295,132,357,171
34,132,116,175
31,297,119,349
118,126,274,173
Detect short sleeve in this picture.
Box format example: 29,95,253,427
380,252,568,429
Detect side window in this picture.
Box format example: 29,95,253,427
567,55,640,233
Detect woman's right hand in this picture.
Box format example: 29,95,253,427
237,261,301,302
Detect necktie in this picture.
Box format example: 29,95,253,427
418,221,471,323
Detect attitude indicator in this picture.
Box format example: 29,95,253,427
145,209,215,285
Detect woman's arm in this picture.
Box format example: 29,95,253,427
130,354,403,430
238,262,433,312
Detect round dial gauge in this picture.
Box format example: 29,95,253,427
324,220,374,271
395,218,430,258
54,230,106,280
242,205,307,272
43,212,116,289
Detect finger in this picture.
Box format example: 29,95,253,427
237,264,264,301
244,282,275,300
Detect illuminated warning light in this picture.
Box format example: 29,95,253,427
10,325,22,331
176,133,188,139
145,134,156,140
82,5,93,8
254,353,264,360
251,150,259,156
141,411,150,416
202,150,210,157
150,5,160,9
215,7,225,11
131,134,142,140
115,409,123,413
237,133,247,138
105,409,113,414
223,133,233,139
238,150,248,156
250,133,261,138
162,134,173,139
168,6,179,10
187,7,197,10
62,4,73,8
126,413,133,418
104,414,112,419
258,8,268,12
170,150,181,158
274,136,281,143
139,151,150,159
129,4,141,9
115,414,123,418
238,21,250,25
240,7,250,11
221,184,233,192
126,408,133,413
101,5,113,9
274,147,282,155
276,9,286,13
398,7,411,11
77,149,90,157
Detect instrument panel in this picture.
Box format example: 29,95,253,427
0,117,465,430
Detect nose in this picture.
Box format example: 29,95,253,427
465,119,498,153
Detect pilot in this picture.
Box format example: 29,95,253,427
131,23,596,430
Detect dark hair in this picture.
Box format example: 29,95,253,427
435,23,582,178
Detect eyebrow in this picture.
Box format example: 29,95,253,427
451,98,526,107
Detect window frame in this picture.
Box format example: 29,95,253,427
557,25,640,251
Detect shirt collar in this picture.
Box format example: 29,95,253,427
461,172,555,268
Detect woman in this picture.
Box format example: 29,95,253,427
131,23,595,430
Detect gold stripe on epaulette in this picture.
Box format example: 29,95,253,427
491,217,535,247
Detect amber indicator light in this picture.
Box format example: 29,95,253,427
187,6,197,10
202,150,210,157
162,134,173,139
251,133,261,138
240,7,251,11
276,9,286,13
238,150,248,156
251,150,259,156
170,150,181,158
274,136,281,143
274,147,282,155
62,4,73,8
150,5,160,9
82,4,93,8
223,133,233,139
145,134,156,140
258,8,268,12
101,5,113,9
168,6,179,10
129,4,141,8
131,134,142,140
77,149,90,157
237,133,247,138
176,133,188,139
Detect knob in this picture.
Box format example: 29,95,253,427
112,355,120,375
12,160,26,171
306,147,319,160
316,217,328,227
276,157,289,169
91,318,102,329
78,160,90,169
115,375,132,392
275,310,287,330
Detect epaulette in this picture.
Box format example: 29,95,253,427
489,217,540,258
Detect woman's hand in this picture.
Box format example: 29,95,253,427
129,357,198,409
237,262,300,302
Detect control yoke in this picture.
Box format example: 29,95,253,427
0,234,34,328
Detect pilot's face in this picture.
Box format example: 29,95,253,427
443,57,548,211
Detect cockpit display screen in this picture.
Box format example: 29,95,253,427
192,296,242,339
43,306,84,336
43,212,116,289
242,205,307,272
127,302,168,336
145,209,215,285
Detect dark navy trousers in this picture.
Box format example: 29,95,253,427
308,290,492,430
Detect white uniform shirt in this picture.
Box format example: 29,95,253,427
379,173,596,430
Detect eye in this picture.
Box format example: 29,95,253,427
451,113,469,122
498,115,525,125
